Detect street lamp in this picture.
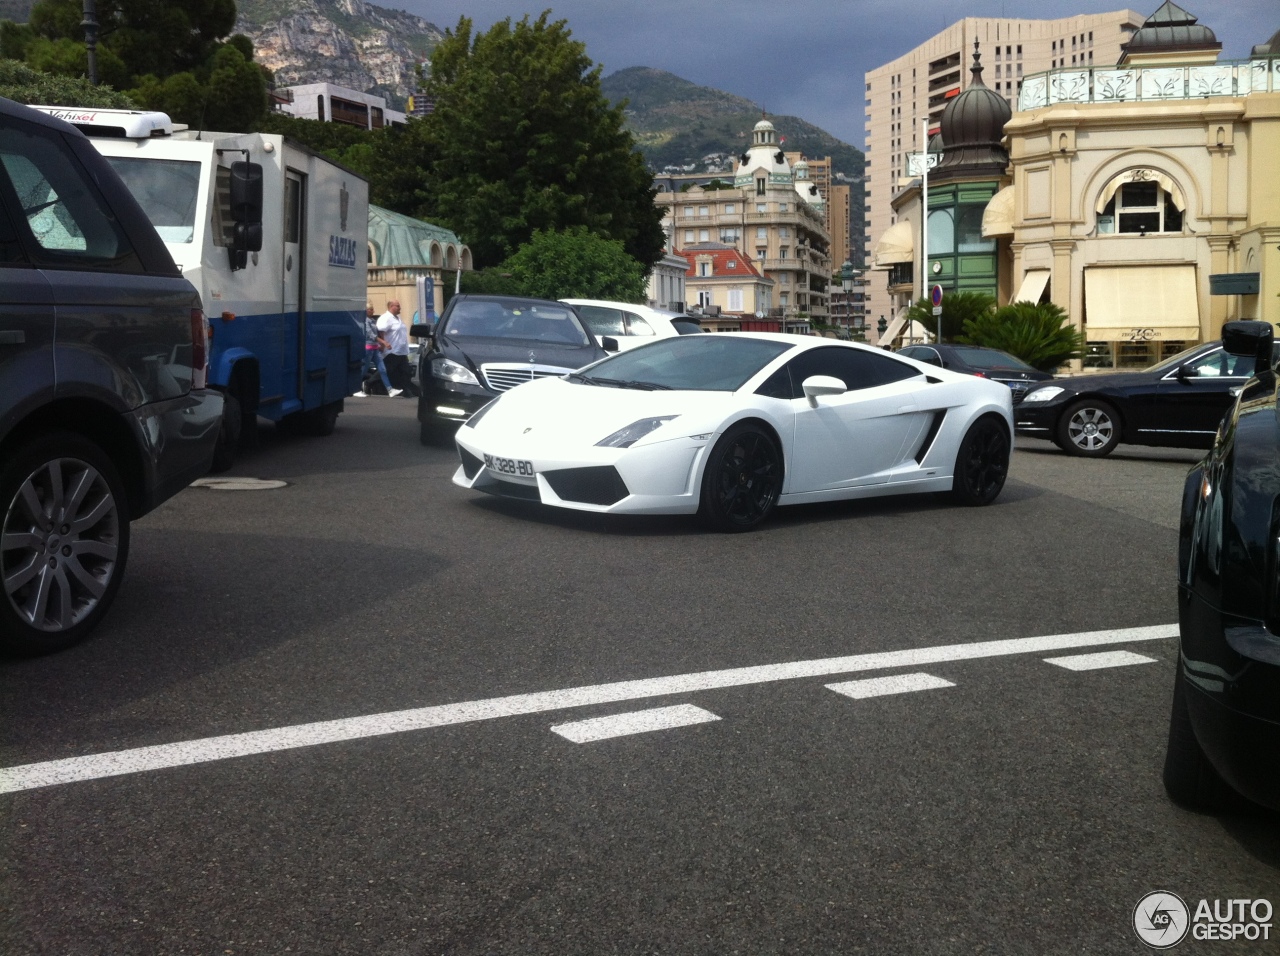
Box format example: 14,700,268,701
839,260,859,333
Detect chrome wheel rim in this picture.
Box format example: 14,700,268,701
713,432,780,526
2,457,120,633
1067,407,1114,452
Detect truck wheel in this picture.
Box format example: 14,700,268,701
210,392,242,472
309,401,341,437
0,433,130,655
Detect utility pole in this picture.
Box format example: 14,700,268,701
81,0,99,85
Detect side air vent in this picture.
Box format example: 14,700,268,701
914,411,947,464
459,447,483,479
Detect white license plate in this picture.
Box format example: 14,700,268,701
484,454,535,477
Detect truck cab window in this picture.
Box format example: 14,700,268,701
103,157,201,243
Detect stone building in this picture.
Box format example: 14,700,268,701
366,205,471,320
655,119,831,329
677,244,775,330
997,2,1280,368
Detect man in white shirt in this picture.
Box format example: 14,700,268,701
375,300,411,397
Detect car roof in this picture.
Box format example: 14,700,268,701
450,294,571,309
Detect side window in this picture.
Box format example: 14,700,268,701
625,313,655,336
755,365,793,399
0,119,138,270
1185,349,1231,377
786,346,922,395
575,305,625,336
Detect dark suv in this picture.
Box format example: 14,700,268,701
0,97,223,654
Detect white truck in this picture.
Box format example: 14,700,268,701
35,107,369,468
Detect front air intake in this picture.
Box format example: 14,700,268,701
459,447,484,479
542,466,629,506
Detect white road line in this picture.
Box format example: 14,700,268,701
551,705,720,743
0,624,1177,795
1044,650,1158,671
826,672,955,699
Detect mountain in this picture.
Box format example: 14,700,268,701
601,67,864,183
234,0,443,109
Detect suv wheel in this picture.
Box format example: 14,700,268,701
0,433,130,655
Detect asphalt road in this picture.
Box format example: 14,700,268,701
2,398,1276,955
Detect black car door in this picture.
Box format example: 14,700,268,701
0,165,55,433
1127,346,1248,445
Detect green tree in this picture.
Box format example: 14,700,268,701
959,300,1085,372
503,226,647,301
400,13,665,269
0,57,134,106
3,0,265,130
904,290,995,343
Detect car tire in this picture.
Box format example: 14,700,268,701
698,423,782,533
0,433,131,655
1163,668,1234,811
951,414,1010,506
1058,399,1121,457
209,392,242,473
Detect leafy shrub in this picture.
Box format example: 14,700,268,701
904,290,995,343
0,57,134,107
959,300,1085,372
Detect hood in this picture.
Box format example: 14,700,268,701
440,334,605,373
1030,370,1156,394
470,377,738,450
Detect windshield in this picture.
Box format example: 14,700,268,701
574,336,792,391
444,300,590,345
951,346,1038,372
104,157,202,243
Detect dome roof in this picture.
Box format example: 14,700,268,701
753,119,775,133
1122,2,1221,59
936,41,1010,177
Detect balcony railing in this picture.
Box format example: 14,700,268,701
1018,56,1279,111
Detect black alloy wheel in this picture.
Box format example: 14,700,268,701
699,423,782,532
1058,398,1121,457
0,433,131,655
951,415,1010,506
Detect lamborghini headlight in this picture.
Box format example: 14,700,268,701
1022,386,1064,403
431,357,480,386
596,416,679,448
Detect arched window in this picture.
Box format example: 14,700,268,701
927,208,954,255
1096,170,1185,235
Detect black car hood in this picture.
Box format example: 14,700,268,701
980,366,1053,380
439,334,606,373
1041,369,1162,393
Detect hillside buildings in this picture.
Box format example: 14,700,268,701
870,2,1280,369
277,82,406,129
655,119,832,330
863,10,1145,329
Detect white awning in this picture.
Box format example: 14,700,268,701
1084,265,1200,341
877,311,911,346
1095,170,1186,213
1013,270,1050,304
871,221,914,269
982,186,1015,237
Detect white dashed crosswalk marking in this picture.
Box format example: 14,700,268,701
1044,650,1157,671
825,672,955,699
550,705,720,743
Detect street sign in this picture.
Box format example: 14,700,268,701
930,284,944,307
906,152,940,176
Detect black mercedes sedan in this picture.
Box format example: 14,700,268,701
411,295,606,444
896,344,1052,402
1016,339,1280,457
1164,320,1280,812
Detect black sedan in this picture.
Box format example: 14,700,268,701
1164,320,1280,812
411,295,606,445
896,344,1052,402
1016,339,1280,457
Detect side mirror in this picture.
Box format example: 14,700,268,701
1222,319,1276,377
1176,363,1197,381
601,335,620,352
228,161,263,262
409,324,434,339
801,374,846,407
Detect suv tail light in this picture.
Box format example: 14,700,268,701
190,308,209,389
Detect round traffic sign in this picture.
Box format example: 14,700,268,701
930,284,944,307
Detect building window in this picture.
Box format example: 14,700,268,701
684,229,694,243
698,290,713,308
698,206,708,217
779,227,790,237
724,203,735,214
756,177,766,195
756,203,767,213
780,293,789,307
779,248,788,259
1098,179,1184,235
779,203,787,212
683,207,693,217
698,229,710,242
699,261,712,277
756,226,767,239
728,289,744,312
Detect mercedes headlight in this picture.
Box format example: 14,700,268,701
431,357,480,386
596,416,679,448
1022,386,1064,403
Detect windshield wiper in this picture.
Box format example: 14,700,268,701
567,372,622,387
612,379,674,390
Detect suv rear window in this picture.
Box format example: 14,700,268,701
0,120,139,271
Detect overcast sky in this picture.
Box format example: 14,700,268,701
398,0,1273,148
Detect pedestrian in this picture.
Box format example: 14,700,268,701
353,304,395,397
376,299,413,397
